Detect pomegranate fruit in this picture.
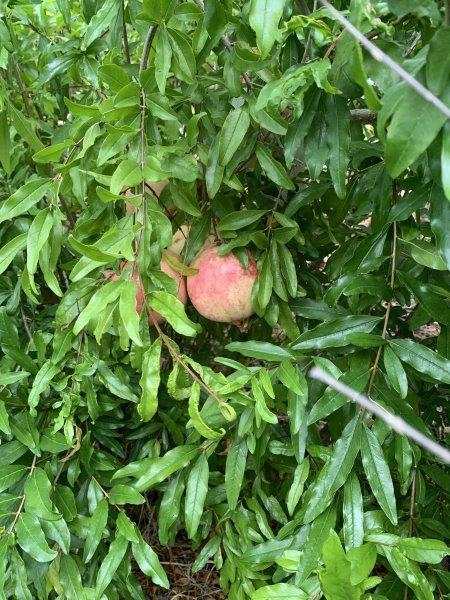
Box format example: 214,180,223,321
112,252,187,325
187,244,258,323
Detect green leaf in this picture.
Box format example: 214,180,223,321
219,106,251,166
84,0,118,48
119,445,198,492
347,543,377,585
295,504,336,585
149,291,201,336
59,555,86,600
291,316,381,350
158,472,185,545
343,473,364,551
24,468,60,521
249,0,286,58
286,459,309,516
119,280,143,347
319,530,362,600
155,28,172,94
132,535,169,589
26,208,54,275
8,103,44,152
188,381,224,439
167,28,196,83
426,27,450,95
185,453,209,538
398,271,450,326
430,184,450,270
385,87,447,177
251,584,307,599
116,511,139,542
325,95,350,199
397,537,449,564
15,513,57,562
0,464,28,493
192,536,221,573
68,235,121,263
384,548,434,600
28,360,60,414
218,209,267,232
110,159,143,195
138,339,162,421
383,346,408,399
73,279,124,335
226,341,295,361
400,238,447,271
32,139,74,163
10,548,32,600
83,498,108,563
361,425,397,525
0,233,27,275
389,338,450,384
300,417,362,524
225,437,248,510
95,534,129,599
253,377,277,424
109,485,145,505
0,179,51,225
308,362,370,424
256,143,295,190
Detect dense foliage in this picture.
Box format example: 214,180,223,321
0,0,449,598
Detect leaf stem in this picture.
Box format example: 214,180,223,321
8,455,37,533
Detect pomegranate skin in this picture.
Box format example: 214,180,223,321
187,245,258,323
112,253,187,325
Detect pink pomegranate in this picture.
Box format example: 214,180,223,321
187,244,258,323
112,252,187,325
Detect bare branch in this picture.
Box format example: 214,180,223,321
350,108,377,123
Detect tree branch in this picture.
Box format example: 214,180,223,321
122,0,131,64
319,0,450,120
350,108,377,123
139,25,158,75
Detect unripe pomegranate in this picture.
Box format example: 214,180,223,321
187,244,258,323
112,252,187,325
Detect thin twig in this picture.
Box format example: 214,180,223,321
12,61,32,118
309,367,450,464
366,220,397,396
59,194,76,228
403,469,417,600
8,455,37,532
122,0,131,64
20,306,33,342
319,0,450,120
140,25,158,75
